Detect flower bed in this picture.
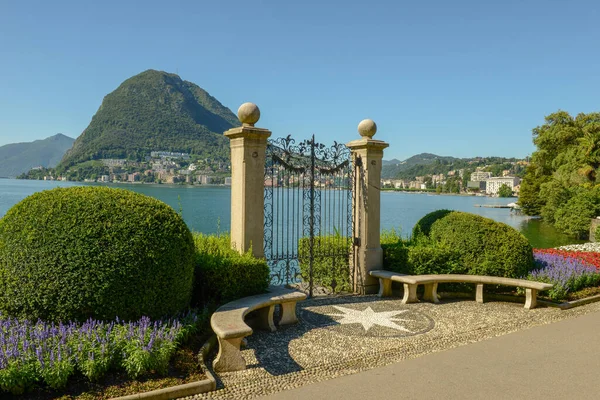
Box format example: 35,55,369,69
534,248,600,270
526,249,600,301
0,312,201,396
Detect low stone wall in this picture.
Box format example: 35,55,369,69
589,219,600,242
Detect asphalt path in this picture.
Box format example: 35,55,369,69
259,309,600,400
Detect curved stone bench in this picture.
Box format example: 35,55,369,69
211,286,307,373
369,270,553,309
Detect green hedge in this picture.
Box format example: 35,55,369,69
407,244,462,275
299,236,352,292
429,211,534,278
0,186,195,322
193,233,270,305
411,209,452,240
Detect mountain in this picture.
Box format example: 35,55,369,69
59,70,239,169
0,134,75,178
381,153,459,179
381,158,402,166
381,153,522,180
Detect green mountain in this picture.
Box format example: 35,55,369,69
0,134,74,177
382,153,523,180
382,153,460,179
59,70,238,169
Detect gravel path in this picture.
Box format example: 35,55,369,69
187,295,600,400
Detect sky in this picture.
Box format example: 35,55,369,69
0,0,598,161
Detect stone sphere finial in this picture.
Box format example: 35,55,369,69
238,102,260,126
358,119,377,138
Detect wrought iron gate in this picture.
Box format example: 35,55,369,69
264,135,354,297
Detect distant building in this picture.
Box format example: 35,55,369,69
224,177,232,186
151,151,190,160
467,181,486,191
200,175,214,185
102,159,127,167
485,177,521,195
470,171,492,181
127,172,141,182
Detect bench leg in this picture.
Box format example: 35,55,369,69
402,283,419,304
213,336,247,372
525,288,538,309
475,284,484,303
422,283,439,303
255,305,276,332
378,278,392,297
279,302,299,325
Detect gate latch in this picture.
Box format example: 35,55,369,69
353,237,361,246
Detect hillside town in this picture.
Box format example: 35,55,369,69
381,161,529,196
29,151,232,185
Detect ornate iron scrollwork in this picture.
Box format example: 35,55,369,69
264,134,355,296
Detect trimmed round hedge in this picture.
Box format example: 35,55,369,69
429,211,534,278
0,186,195,322
412,209,453,239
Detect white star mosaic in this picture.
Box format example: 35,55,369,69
299,297,434,338
326,305,413,333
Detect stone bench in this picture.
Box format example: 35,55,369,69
210,286,307,373
369,270,554,309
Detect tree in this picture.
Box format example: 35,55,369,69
519,110,600,237
498,184,513,198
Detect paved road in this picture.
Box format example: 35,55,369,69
259,309,600,400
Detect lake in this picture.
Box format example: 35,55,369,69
0,178,580,248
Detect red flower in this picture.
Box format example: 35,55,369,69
533,248,600,270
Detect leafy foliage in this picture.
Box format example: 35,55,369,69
497,184,513,197
519,110,600,237
59,70,238,169
193,233,270,305
0,186,195,322
429,211,534,278
298,236,352,292
553,188,600,238
411,209,452,240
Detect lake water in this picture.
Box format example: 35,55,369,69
0,178,580,248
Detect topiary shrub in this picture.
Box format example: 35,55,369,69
407,244,462,275
412,209,453,240
429,211,534,278
0,186,195,322
193,233,270,305
299,236,352,292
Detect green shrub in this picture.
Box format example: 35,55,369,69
382,242,410,273
554,188,600,239
298,236,352,292
380,228,409,273
407,244,462,275
429,211,534,278
193,233,270,305
0,186,195,322
412,209,452,240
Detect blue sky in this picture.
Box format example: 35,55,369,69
0,0,598,161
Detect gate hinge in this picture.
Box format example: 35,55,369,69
353,237,361,246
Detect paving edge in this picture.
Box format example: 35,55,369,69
111,335,217,400
437,291,600,310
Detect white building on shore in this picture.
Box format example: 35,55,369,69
485,176,521,195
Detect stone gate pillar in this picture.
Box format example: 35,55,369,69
224,102,271,258
347,119,389,294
